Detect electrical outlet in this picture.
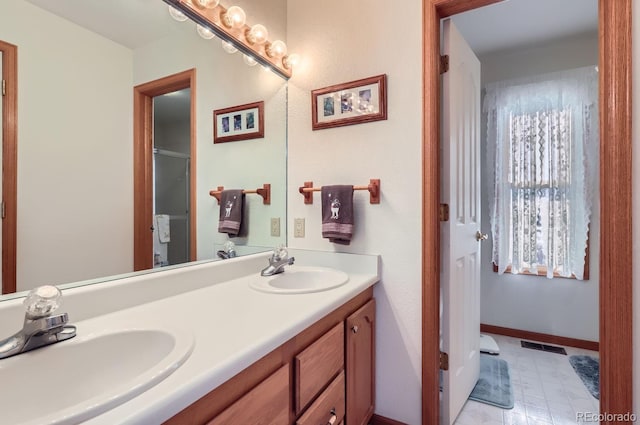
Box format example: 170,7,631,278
270,217,280,237
294,218,305,238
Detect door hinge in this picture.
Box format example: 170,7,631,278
2,79,5,96
440,351,449,371
439,203,449,222
440,55,449,74
1,201,6,219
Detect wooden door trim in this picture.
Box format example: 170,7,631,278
0,40,17,294
422,1,632,424
133,69,197,271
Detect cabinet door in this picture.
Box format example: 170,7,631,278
207,365,289,425
346,299,375,425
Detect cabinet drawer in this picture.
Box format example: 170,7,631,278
296,371,345,425
295,322,344,413
207,365,289,425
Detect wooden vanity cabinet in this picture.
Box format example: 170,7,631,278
346,298,376,425
164,287,375,425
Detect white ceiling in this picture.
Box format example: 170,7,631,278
25,0,172,49
451,0,598,56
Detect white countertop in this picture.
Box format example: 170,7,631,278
55,250,380,424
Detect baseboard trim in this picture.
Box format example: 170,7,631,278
480,324,599,352
370,414,408,425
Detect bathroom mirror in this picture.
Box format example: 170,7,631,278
0,0,288,296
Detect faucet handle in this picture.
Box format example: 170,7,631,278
272,245,288,261
23,286,62,319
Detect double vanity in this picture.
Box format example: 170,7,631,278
0,249,379,425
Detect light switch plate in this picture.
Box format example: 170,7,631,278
270,217,280,237
294,218,305,238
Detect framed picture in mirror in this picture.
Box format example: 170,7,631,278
311,74,387,130
214,101,265,143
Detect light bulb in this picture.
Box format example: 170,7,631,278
196,24,216,40
243,54,258,66
168,6,188,22
283,53,300,70
246,24,269,45
193,0,219,9
266,40,287,59
221,40,238,54
221,6,246,29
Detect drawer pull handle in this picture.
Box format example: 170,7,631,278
327,408,337,425
351,325,359,333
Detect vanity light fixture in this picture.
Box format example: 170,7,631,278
168,5,188,22
282,53,301,70
221,6,246,29
243,54,258,66
196,24,216,39
163,0,299,79
266,40,287,59
246,24,269,45
221,40,238,54
193,0,219,9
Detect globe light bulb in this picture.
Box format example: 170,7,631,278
283,53,301,70
221,40,238,54
266,40,287,59
221,6,246,29
168,6,188,22
196,24,216,40
193,0,219,9
246,24,269,45
243,54,258,66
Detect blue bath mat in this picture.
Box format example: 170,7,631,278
469,354,514,409
569,355,599,400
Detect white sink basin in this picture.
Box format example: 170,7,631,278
250,266,349,294
0,327,194,425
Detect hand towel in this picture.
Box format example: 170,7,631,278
321,185,354,245
154,214,171,243
218,189,244,237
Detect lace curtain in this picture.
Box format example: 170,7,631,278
484,66,598,279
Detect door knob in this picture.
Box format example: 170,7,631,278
475,231,488,241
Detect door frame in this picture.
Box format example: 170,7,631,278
133,69,197,271
422,1,632,424
0,40,17,295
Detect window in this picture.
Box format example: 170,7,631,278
484,67,598,280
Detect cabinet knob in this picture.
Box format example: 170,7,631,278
327,408,337,425
351,325,359,334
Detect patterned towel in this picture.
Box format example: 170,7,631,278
218,189,244,236
321,185,354,245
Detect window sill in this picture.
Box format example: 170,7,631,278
492,263,588,281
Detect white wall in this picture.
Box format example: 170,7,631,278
0,1,134,291
632,0,640,417
478,33,600,342
287,1,422,423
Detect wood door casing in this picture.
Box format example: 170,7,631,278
422,1,633,424
133,69,197,271
0,40,17,295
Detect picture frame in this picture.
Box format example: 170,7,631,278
311,74,387,130
213,101,264,143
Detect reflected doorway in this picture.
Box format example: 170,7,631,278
153,89,191,267
133,69,196,271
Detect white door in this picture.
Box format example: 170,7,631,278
441,19,481,425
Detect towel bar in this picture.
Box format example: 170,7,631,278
298,179,380,204
210,183,271,205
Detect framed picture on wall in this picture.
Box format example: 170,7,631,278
213,101,264,143
311,74,387,130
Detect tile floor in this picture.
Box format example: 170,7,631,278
454,333,599,425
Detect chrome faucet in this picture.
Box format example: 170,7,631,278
261,246,295,276
0,285,76,360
